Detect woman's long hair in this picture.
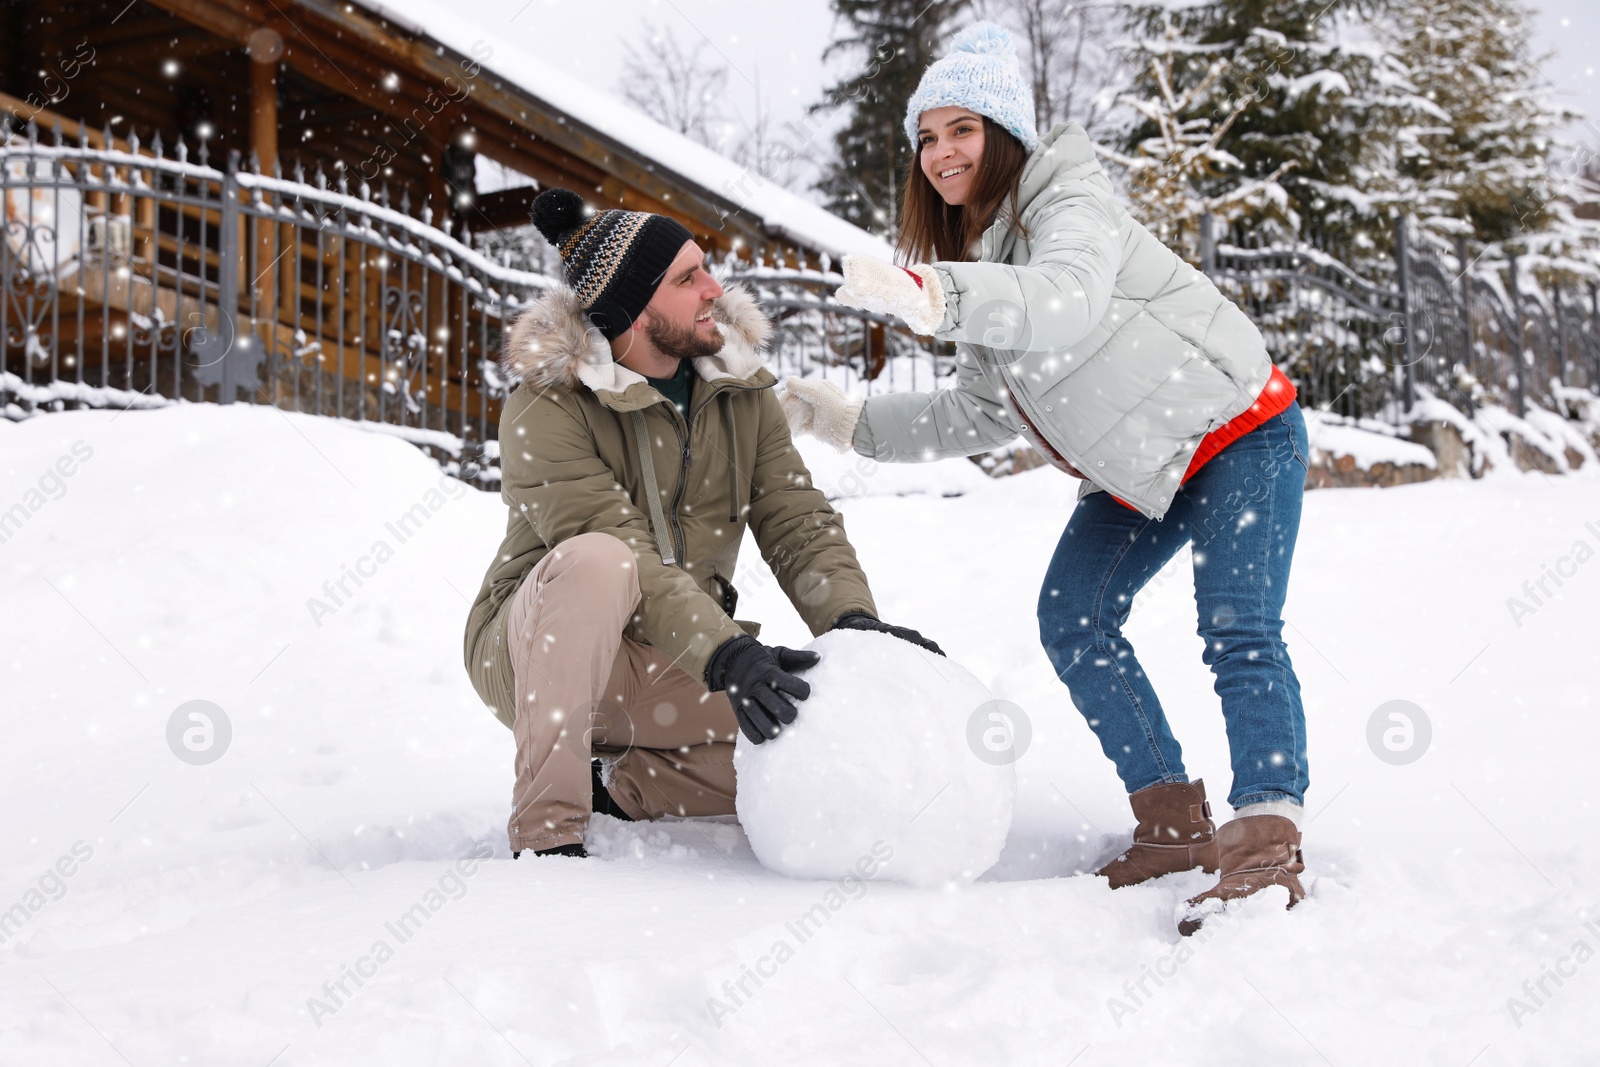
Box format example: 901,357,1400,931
895,116,1030,265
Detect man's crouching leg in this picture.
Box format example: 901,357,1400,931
505,532,641,855
598,640,741,821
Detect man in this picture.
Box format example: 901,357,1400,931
462,188,940,859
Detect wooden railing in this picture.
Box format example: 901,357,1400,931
2,117,557,483
15,112,1589,485
2,116,942,484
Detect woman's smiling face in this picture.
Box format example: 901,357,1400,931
917,107,986,206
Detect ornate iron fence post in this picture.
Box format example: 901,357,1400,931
1393,214,1415,411
1509,253,1526,417
219,153,245,404
1455,236,1473,405
1592,281,1600,396
192,150,242,402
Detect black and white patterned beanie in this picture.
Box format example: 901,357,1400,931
531,188,695,341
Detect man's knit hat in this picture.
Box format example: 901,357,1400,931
904,22,1038,155
531,188,694,340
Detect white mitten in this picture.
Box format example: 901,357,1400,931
779,377,865,453
834,254,948,336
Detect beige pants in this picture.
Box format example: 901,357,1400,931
504,532,740,853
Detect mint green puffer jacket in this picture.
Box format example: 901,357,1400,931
851,121,1272,520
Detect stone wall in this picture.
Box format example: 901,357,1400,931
1302,450,1438,490
973,405,1597,491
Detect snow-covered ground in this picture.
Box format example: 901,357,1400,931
3,401,1598,1065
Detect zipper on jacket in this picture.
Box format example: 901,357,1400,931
646,382,777,572
651,379,769,569
1002,370,1080,483
665,410,690,568
996,365,1051,454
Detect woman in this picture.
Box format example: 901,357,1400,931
781,22,1311,936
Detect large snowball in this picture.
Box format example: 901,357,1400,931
734,629,1015,887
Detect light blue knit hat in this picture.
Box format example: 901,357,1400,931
904,22,1038,156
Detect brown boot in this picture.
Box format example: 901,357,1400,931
1177,814,1306,936
1096,779,1219,889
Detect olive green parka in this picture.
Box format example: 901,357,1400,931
463,282,877,728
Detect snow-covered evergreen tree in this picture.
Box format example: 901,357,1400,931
1094,13,1296,261
812,0,971,235
1378,0,1581,246
1106,0,1419,258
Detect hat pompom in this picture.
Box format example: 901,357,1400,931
950,21,1015,58
532,188,586,245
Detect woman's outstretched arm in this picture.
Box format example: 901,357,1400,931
851,345,1020,462
931,178,1123,354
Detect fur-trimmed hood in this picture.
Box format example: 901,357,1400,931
500,281,774,397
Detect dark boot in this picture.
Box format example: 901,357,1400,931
1097,779,1219,889
515,758,633,857
1177,814,1305,936
591,758,634,822
512,760,629,859
513,842,588,859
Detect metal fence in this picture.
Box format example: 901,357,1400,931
1400,229,1600,418
2,121,552,485
7,122,1598,487
1,123,929,485
1201,213,1600,422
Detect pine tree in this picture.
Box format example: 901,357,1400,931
1378,0,1581,246
1109,0,1415,254
1094,13,1296,261
811,0,971,235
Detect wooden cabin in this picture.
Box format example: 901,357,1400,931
0,0,889,480
0,0,847,254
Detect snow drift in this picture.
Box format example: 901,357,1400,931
4,400,1599,1065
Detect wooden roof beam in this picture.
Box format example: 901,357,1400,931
285,0,770,249
137,0,785,253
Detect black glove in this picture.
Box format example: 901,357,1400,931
830,611,945,657
705,636,822,745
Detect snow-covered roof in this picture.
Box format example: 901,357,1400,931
349,0,894,261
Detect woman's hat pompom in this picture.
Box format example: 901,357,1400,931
531,188,586,246
950,21,1016,58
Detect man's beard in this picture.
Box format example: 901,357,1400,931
644,310,725,363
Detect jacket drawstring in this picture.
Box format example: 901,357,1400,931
720,391,739,523
628,409,677,566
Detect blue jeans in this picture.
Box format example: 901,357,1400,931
1036,402,1311,809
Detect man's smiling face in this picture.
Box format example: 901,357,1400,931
636,240,726,361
